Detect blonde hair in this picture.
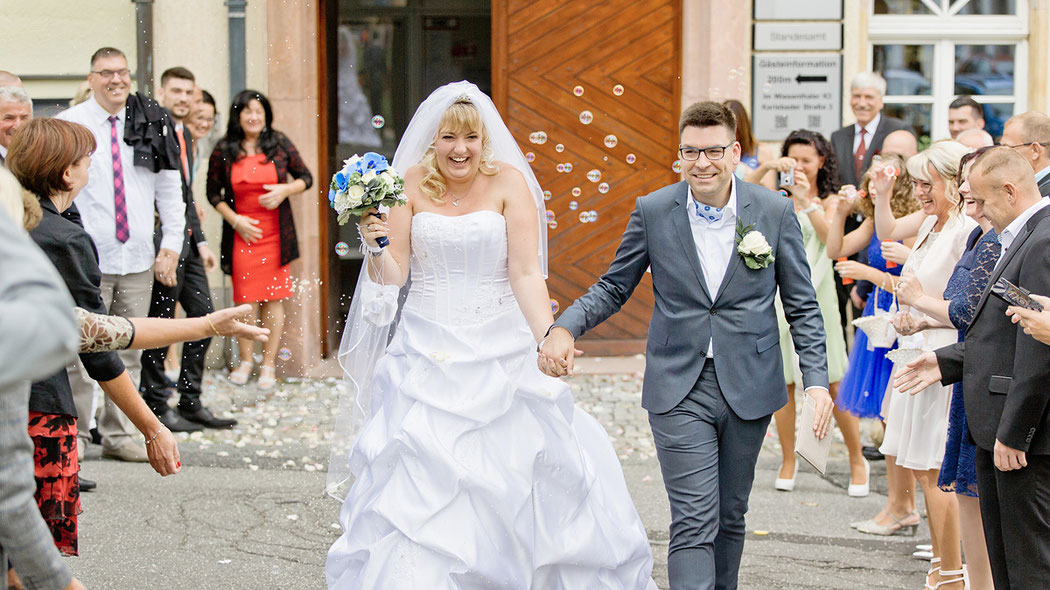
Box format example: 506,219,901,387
854,153,920,220
419,99,498,203
906,140,971,210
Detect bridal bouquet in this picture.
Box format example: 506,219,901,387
328,152,406,246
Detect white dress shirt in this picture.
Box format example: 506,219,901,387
57,97,184,275
852,113,881,154
996,197,1050,270
0,144,7,160
687,178,739,357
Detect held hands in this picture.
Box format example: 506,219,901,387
893,351,941,395
537,327,583,377
154,248,179,287
208,304,270,342
259,183,295,210
806,387,835,440
1006,294,1050,345
144,426,181,476
359,208,389,249
233,214,263,244
881,241,911,265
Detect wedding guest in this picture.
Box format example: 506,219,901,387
723,100,773,184
947,96,985,140
873,140,975,589
0,166,85,590
898,147,1050,589
827,154,921,535
998,111,1050,196
206,89,312,390
956,128,993,150
893,151,995,589
747,129,866,495
7,117,180,559
189,89,218,177
57,47,185,462
0,86,32,166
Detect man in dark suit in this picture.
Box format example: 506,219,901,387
540,101,834,590
999,111,1050,197
141,67,236,430
896,147,1050,589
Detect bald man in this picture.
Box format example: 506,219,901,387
0,71,21,88
897,147,1050,589
1000,111,1050,197
956,127,994,149
880,128,919,158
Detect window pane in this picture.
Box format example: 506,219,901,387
954,0,1017,15
955,45,1014,96
873,0,935,15
980,103,1013,140
422,15,492,98
874,45,934,96
884,103,931,145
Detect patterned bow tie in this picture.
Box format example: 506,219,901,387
694,200,725,223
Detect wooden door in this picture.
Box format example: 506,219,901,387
493,0,682,355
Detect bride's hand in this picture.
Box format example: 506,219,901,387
359,208,389,248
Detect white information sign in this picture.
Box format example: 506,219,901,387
754,22,842,51
753,0,843,21
752,53,842,141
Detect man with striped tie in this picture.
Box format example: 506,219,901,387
58,47,185,464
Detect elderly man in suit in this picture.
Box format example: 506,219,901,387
0,85,31,167
540,101,834,590
831,72,914,187
999,111,1050,197
896,147,1050,589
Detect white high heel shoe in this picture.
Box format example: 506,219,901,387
774,463,798,491
848,458,871,497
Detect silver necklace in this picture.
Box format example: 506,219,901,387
448,173,478,207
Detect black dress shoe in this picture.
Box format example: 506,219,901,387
89,427,102,445
179,406,237,429
156,407,204,432
862,445,885,461
78,475,97,492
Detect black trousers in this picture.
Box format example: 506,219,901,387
140,248,214,413
974,447,1050,590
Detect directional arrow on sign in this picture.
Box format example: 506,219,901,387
796,75,828,83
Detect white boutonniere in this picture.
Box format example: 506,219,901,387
735,221,774,269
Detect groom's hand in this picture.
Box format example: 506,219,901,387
538,326,579,377
805,387,834,440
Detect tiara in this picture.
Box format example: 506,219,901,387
455,93,472,103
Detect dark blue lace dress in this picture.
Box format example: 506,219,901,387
938,227,1000,497
837,234,902,418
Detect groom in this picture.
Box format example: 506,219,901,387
540,101,834,590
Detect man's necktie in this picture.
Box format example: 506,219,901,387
694,200,725,223
109,115,129,243
854,127,867,180
176,124,190,182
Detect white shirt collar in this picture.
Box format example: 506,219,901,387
856,113,881,137
87,95,122,123
0,144,6,158
1035,164,1050,183
687,176,738,223
999,198,1050,252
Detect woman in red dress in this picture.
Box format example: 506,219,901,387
207,90,312,390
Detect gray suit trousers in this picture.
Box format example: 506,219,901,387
648,360,770,590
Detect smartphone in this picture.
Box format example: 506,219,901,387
991,277,1044,311
779,167,795,187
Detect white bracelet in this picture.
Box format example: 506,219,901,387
356,224,382,254
800,203,820,215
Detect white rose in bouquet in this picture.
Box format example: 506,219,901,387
362,170,377,184
347,184,366,208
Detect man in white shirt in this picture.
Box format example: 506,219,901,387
58,47,184,462
0,85,32,166
999,111,1050,197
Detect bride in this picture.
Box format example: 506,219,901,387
325,81,656,589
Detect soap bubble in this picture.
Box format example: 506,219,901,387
545,210,555,223
569,200,578,210
371,115,385,128
278,348,291,361
550,299,559,313
529,131,548,144
571,187,582,197
588,210,599,222
604,134,618,148
762,82,772,94
572,85,584,97
564,163,573,172
612,84,625,96
579,211,590,223
543,190,552,201
672,160,683,173
556,163,566,173
555,143,565,153
548,220,558,229
579,110,593,125
625,153,636,164
598,182,610,194
334,242,350,256
586,169,601,182
525,152,535,162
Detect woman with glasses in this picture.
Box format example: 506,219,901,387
746,130,865,495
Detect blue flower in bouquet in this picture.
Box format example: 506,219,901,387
362,152,389,173
334,170,349,192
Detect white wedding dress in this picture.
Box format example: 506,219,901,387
326,210,655,589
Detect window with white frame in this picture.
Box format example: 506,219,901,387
869,0,1027,142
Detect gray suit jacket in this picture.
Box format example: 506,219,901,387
0,211,78,590
555,180,828,418
830,115,913,187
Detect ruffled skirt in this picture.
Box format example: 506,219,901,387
28,411,81,556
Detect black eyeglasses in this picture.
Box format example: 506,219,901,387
90,68,130,80
998,141,1050,150
678,143,732,162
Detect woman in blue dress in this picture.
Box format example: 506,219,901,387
893,152,995,590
